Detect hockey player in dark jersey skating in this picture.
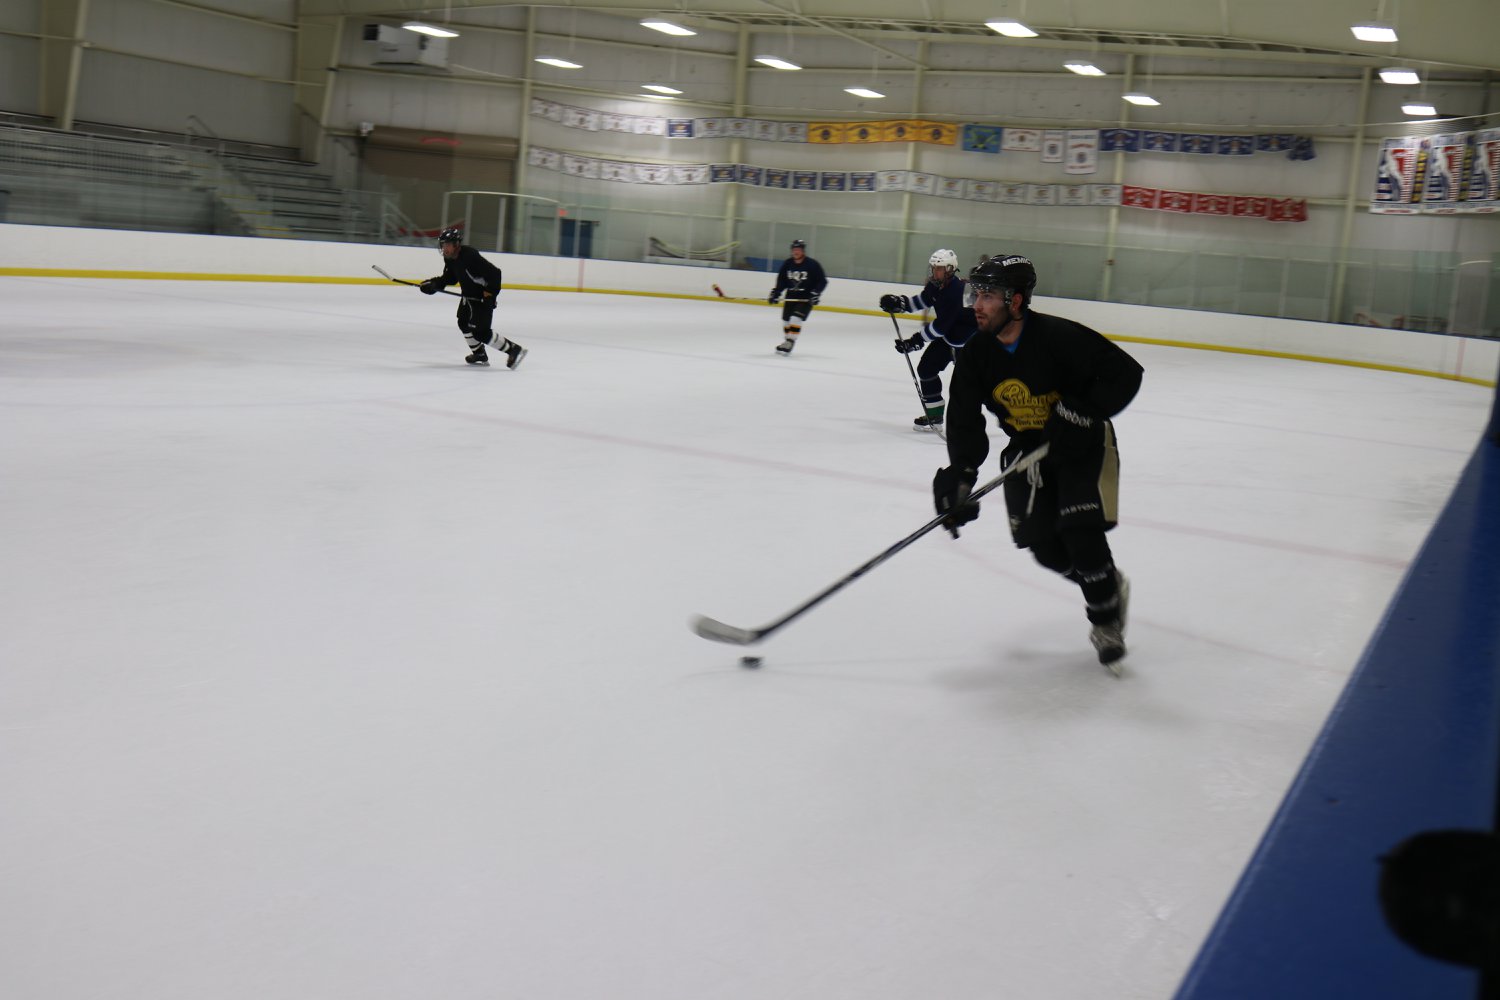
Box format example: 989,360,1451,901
420,228,527,369
879,248,978,431
767,239,828,355
932,254,1143,671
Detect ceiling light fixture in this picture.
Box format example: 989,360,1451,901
1064,61,1106,76
754,55,801,70
639,94,677,100
985,19,1038,38
402,22,459,38
535,57,583,69
643,84,683,94
1401,102,1437,116
844,87,885,99
640,19,696,37
1122,92,1160,106
1350,23,1398,42
1379,67,1421,84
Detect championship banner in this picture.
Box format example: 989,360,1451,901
1267,198,1309,223
1232,196,1269,218
1059,184,1090,206
937,176,966,199
1192,193,1232,216
599,113,634,134
882,120,918,142
807,123,847,144
998,183,1028,204
753,120,781,142
665,120,694,139
709,164,737,183
1101,129,1140,152
850,171,877,192
918,122,957,145
1041,131,1065,163
695,118,724,139
965,179,998,201
736,165,763,186
1142,131,1179,153
1122,185,1160,209
1003,128,1041,152
819,171,848,191
763,167,790,189
1090,185,1122,206
632,163,672,184
561,106,599,131
791,170,818,190
1065,130,1099,175
1027,184,1057,205
598,160,634,183
1218,135,1255,156
1420,133,1470,211
559,155,594,178
963,124,1003,153
724,119,753,139
1159,190,1193,213
779,122,808,143
875,170,908,192
632,117,665,136
1464,129,1500,212
672,165,709,185
846,122,883,144
908,172,937,196
1180,134,1215,155
1371,136,1426,213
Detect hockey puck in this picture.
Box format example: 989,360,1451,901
739,656,763,669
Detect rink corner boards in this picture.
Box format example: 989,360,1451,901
2,266,1494,389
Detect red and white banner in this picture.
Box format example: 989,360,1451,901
1123,185,1306,221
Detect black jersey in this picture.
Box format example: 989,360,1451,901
771,257,828,300
911,276,978,348
946,311,1143,470
435,245,503,299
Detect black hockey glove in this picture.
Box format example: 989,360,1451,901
768,290,781,304
1042,400,1105,459
880,293,912,314
419,278,443,295
895,332,925,354
932,465,979,538
810,292,821,306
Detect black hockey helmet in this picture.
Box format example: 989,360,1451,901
789,239,807,250
438,227,463,246
966,253,1037,308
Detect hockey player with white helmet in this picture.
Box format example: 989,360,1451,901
878,248,978,430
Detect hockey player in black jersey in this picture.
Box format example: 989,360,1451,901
767,239,828,355
420,228,527,369
932,254,1143,671
879,248,978,431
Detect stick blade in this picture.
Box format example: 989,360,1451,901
371,264,395,281
689,615,759,645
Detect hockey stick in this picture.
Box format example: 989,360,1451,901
372,264,475,300
690,443,1050,646
711,283,766,304
889,311,943,439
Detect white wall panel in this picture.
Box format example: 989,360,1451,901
0,36,40,115
87,0,292,81
73,49,294,146
0,0,39,33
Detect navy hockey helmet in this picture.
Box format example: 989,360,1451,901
789,239,807,250
438,227,463,246
966,253,1037,308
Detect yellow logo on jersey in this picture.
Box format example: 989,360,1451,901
993,379,1059,431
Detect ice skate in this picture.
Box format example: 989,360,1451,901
504,339,528,370
465,345,489,366
913,405,945,431
1089,571,1130,675
775,338,796,355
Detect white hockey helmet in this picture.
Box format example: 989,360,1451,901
929,248,959,273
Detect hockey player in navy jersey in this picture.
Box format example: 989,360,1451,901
420,228,527,369
879,248,977,431
767,239,828,355
932,254,1143,671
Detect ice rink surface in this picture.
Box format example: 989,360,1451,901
1,276,1492,999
